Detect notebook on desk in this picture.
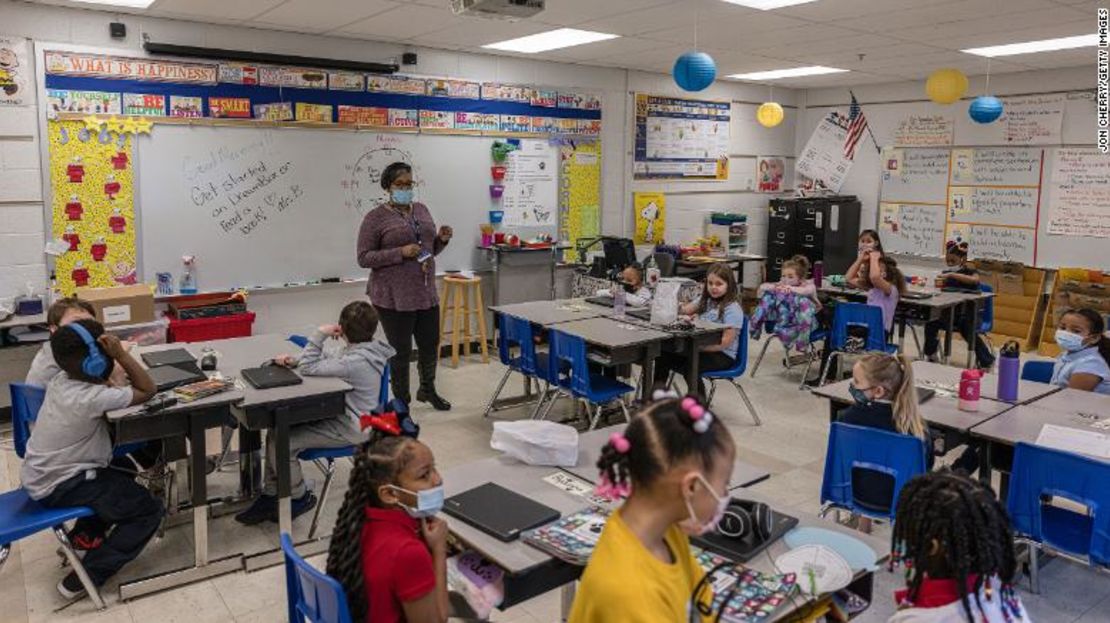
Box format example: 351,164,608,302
240,365,303,390
443,482,561,542
147,362,207,392
141,348,197,368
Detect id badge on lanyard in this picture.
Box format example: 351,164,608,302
405,213,431,285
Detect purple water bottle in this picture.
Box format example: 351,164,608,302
997,340,1020,402
813,261,824,288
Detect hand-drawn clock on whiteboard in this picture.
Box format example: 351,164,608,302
342,137,417,217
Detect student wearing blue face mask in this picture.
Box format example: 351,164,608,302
327,435,451,623
836,352,932,533
1051,308,1110,395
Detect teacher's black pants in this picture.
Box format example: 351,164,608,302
376,305,440,404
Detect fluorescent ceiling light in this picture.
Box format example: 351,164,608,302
71,0,156,7
962,34,1097,57
483,28,619,54
728,65,848,80
721,0,819,9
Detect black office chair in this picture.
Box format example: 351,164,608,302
651,252,676,277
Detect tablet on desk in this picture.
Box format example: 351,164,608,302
240,365,303,390
443,482,560,542
147,362,207,392
142,348,197,368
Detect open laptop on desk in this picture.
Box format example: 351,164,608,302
147,362,207,391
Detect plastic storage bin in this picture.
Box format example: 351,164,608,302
107,318,169,346
168,312,255,343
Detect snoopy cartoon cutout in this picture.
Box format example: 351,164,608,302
640,200,661,243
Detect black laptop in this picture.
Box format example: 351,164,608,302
902,290,936,300
443,483,560,542
142,348,197,368
916,386,937,403
585,295,614,308
240,364,303,390
147,362,207,391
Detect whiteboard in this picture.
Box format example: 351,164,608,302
948,147,1042,186
880,148,949,204
879,202,947,258
1038,146,1110,269
135,125,556,290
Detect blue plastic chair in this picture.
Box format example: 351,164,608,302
10,383,145,461
0,488,106,609
1006,442,1110,592
1022,360,1055,384
817,302,898,386
539,330,634,430
978,283,995,334
819,422,928,522
282,533,352,623
702,315,760,425
750,319,829,390
484,314,549,418
301,366,390,540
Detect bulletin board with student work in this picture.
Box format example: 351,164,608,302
38,49,604,292
871,91,1109,269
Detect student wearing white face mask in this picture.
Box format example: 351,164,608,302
326,435,452,623
1051,308,1110,395
750,255,821,350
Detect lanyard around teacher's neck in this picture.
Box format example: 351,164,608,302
391,204,421,244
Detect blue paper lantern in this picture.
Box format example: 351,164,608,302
673,51,716,92
969,95,1003,124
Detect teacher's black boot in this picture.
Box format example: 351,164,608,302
391,360,411,408
416,357,450,410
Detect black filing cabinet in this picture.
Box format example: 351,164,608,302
766,196,861,281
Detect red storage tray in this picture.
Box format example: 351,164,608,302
168,311,255,343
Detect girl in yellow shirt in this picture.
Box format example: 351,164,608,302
569,391,736,623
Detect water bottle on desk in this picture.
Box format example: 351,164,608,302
813,261,824,288
958,369,982,412
612,279,626,319
997,340,1021,402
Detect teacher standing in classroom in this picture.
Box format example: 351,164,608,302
357,162,453,411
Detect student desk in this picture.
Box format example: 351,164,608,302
107,335,350,595
1023,387,1110,415
551,316,676,401
811,376,1013,433
490,299,610,326
970,403,1110,493
911,360,1060,405
564,426,771,489
443,455,886,621
818,284,993,368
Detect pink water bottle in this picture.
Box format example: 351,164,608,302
958,369,981,412
813,261,824,287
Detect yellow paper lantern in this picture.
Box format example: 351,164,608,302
925,68,968,105
756,102,784,128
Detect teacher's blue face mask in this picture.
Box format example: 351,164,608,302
391,189,414,205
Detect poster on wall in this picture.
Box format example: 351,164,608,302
633,94,730,180
122,93,166,116
46,89,121,115
1047,148,1110,238
48,120,137,295
254,102,293,121
169,96,203,118
45,50,217,83
893,115,953,147
501,139,557,227
795,112,852,192
560,141,601,260
756,157,785,192
295,103,333,122
633,192,665,244
0,35,31,106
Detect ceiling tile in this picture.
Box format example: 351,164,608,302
332,4,461,40
892,11,1091,43
148,0,285,21
248,0,395,32
768,42,945,67
842,0,1064,34
525,0,677,27
775,0,965,22
543,36,666,62
410,18,557,48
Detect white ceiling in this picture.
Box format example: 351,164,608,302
31,0,1100,86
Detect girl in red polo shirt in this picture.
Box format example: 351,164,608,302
888,472,1029,622
326,436,450,623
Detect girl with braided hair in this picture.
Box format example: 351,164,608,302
889,471,1029,622
325,435,450,623
569,391,736,623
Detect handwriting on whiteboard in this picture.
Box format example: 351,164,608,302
187,157,302,237
880,202,945,256
947,186,1039,227
893,115,954,147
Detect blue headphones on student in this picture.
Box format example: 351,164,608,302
66,322,109,379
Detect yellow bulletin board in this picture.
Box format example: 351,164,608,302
48,119,139,295
560,140,601,260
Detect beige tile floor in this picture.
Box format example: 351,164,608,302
2,337,1109,623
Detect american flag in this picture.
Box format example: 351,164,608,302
843,94,869,160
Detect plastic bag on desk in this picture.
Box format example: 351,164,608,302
490,420,578,467
651,277,689,326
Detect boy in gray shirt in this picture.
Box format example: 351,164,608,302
235,301,396,525
21,318,161,600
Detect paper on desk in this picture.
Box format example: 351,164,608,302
1035,424,1110,460
775,544,852,595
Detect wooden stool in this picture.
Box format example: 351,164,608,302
439,275,490,368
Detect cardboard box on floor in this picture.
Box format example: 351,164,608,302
76,284,155,327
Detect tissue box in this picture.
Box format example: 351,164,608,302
76,284,155,327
